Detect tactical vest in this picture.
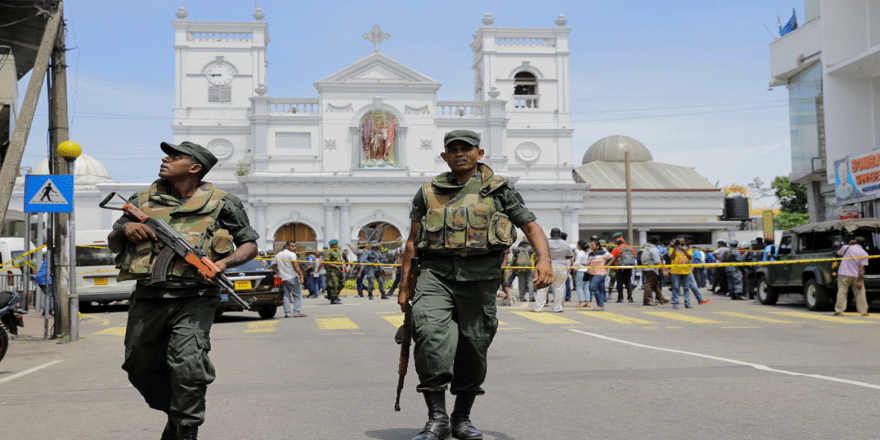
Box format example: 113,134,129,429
325,247,345,263
116,182,233,283
416,170,517,256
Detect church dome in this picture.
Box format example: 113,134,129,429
32,153,113,179
582,135,653,164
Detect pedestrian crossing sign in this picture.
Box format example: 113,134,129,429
24,175,74,213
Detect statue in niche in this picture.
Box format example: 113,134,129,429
360,111,398,168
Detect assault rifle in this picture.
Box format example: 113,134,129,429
99,192,254,310
394,256,418,411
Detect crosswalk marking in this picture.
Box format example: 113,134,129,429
577,311,655,324
383,315,405,327
713,311,793,323
769,311,875,324
92,326,126,336
245,321,279,333
641,311,725,324
316,317,359,330
511,311,579,324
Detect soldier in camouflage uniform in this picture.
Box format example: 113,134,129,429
398,130,552,440
108,141,259,440
323,239,348,304
725,240,746,300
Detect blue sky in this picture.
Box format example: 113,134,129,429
19,0,798,204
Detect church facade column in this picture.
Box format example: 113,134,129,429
638,229,648,247
560,208,577,242
252,202,269,251
338,203,352,248
323,204,337,249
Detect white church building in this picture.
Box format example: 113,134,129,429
11,8,741,252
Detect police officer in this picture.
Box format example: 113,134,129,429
108,141,259,440
398,130,552,440
362,241,388,299
725,240,745,300
324,239,348,304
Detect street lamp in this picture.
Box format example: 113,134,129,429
58,140,80,342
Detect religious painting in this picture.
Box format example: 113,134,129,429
360,111,398,168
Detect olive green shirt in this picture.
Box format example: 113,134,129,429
410,168,536,281
111,181,260,298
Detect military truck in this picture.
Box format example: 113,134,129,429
755,219,880,311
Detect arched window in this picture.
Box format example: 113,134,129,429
273,222,317,253
513,72,538,108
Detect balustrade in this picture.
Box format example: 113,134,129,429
187,31,253,42
436,102,487,118
268,99,320,116
512,95,540,109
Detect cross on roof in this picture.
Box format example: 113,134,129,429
363,25,390,53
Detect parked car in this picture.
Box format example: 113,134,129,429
217,259,284,319
755,219,880,310
0,237,35,295
76,230,136,310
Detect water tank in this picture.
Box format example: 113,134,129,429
724,197,750,220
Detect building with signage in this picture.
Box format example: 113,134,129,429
770,0,880,221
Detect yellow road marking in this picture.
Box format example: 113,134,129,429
316,317,359,330
376,311,400,314
315,314,346,317
498,327,525,330
642,311,725,324
714,311,793,324
769,311,874,324
721,326,761,329
245,321,279,333
577,311,655,324
80,313,110,326
92,327,126,336
383,315,405,327
498,320,509,325
841,312,877,319
511,311,580,324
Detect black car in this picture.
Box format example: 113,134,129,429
218,259,284,319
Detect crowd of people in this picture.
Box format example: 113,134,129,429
495,231,803,313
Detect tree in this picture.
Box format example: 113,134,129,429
771,176,808,214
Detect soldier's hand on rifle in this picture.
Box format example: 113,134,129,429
397,288,410,312
122,222,158,244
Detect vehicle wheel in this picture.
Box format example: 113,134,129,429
757,276,778,305
214,307,224,318
804,278,830,311
79,302,93,313
0,321,8,363
258,306,277,319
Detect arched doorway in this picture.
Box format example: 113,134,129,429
274,222,317,253
357,222,402,251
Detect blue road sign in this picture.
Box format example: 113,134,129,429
24,175,74,213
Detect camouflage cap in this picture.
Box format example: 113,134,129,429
160,141,218,173
443,130,480,149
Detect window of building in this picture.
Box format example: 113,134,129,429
788,62,822,179
208,85,231,103
513,71,538,108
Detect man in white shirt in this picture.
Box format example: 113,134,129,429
272,240,306,318
533,228,574,313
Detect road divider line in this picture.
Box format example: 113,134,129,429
511,311,579,324
714,311,792,323
769,311,874,324
642,311,725,324
569,329,880,391
0,360,63,385
383,315,404,328
244,321,279,333
316,317,359,330
577,311,654,324
93,326,126,336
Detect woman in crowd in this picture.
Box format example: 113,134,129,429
586,240,615,311
572,240,591,307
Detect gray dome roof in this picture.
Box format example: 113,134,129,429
582,135,653,164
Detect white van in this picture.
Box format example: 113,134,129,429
76,230,135,309
0,237,33,294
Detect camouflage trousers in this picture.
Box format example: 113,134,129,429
326,266,344,299
725,266,744,298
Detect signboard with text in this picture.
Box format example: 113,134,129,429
834,151,880,206
762,211,774,241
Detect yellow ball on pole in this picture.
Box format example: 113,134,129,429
57,140,82,159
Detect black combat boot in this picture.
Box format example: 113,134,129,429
450,394,483,440
160,419,177,440
176,425,198,440
412,391,450,440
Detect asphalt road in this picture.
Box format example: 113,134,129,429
2,292,879,440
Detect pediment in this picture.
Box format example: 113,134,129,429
316,52,440,88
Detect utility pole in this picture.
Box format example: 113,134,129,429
625,151,633,246
48,3,71,337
